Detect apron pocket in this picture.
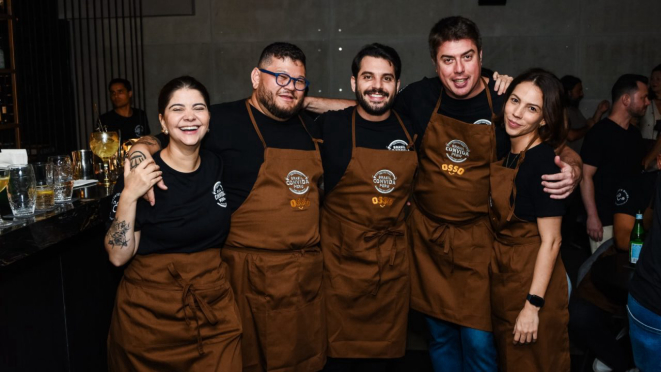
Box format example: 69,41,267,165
246,251,325,371
331,221,380,294
490,271,526,322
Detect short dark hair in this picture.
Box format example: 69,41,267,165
108,78,132,92
611,74,648,103
428,16,482,60
351,43,402,80
257,42,306,68
497,68,567,149
157,76,210,116
560,75,582,96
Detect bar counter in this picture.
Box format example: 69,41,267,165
0,185,122,371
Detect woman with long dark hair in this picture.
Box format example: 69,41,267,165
105,76,241,371
489,68,570,371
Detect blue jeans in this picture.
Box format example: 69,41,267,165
425,316,497,372
628,294,661,372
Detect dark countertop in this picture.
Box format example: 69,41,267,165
0,184,114,267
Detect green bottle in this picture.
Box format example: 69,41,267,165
630,211,645,264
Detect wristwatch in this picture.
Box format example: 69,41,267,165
526,294,545,308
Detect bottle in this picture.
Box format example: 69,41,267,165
630,211,645,264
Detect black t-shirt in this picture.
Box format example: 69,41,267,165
581,118,644,225
394,75,510,158
202,99,319,212
100,108,150,139
317,107,414,193
630,172,661,316
614,171,657,217
107,150,230,255
504,143,566,222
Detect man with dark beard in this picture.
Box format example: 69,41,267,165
316,44,417,372
128,42,326,372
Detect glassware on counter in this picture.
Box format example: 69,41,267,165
90,131,120,187
7,164,36,217
33,162,55,210
47,155,74,203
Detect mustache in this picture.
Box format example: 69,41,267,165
363,88,389,97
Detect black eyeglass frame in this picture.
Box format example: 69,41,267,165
258,68,310,91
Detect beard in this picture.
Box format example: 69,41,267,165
257,85,303,120
355,88,395,116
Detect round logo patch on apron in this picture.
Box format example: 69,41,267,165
373,169,397,194
445,139,470,163
387,139,409,151
285,170,310,195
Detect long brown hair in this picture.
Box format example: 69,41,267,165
496,68,567,149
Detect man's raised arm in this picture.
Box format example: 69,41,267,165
541,146,583,200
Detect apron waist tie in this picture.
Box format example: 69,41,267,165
167,263,219,355
430,224,456,273
364,228,404,296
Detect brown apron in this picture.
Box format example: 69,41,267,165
221,100,325,372
321,109,417,358
409,79,497,331
489,143,570,372
108,248,242,372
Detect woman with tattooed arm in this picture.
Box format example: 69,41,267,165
104,76,241,371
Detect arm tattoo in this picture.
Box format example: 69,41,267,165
135,135,160,147
107,220,131,249
130,151,146,169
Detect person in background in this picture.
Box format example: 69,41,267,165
628,154,661,371
569,157,657,372
100,78,150,139
641,64,661,169
489,69,570,372
560,75,610,153
105,76,241,371
581,74,649,253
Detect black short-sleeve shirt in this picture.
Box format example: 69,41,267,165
630,172,661,316
317,107,414,193
107,150,230,255
614,171,658,217
201,99,320,213
581,118,644,225
504,143,566,222
394,75,510,158
100,108,150,139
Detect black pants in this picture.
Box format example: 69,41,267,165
568,296,634,371
323,357,388,372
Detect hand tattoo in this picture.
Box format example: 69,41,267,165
107,220,130,249
130,151,146,169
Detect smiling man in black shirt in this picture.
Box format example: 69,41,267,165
317,44,417,372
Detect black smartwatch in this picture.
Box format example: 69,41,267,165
526,294,545,308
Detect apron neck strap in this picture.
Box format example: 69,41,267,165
245,99,267,149
351,108,358,149
506,134,540,221
391,109,415,149
245,99,319,152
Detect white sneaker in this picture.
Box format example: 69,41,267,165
593,358,613,372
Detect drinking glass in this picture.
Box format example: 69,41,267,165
48,155,74,203
7,164,36,217
0,168,13,226
89,131,120,186
33,162,55,210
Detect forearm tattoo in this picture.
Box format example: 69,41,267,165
135,135,160,147
107,220,131,249
130,151,146,169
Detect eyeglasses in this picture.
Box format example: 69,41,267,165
259,69,310,91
